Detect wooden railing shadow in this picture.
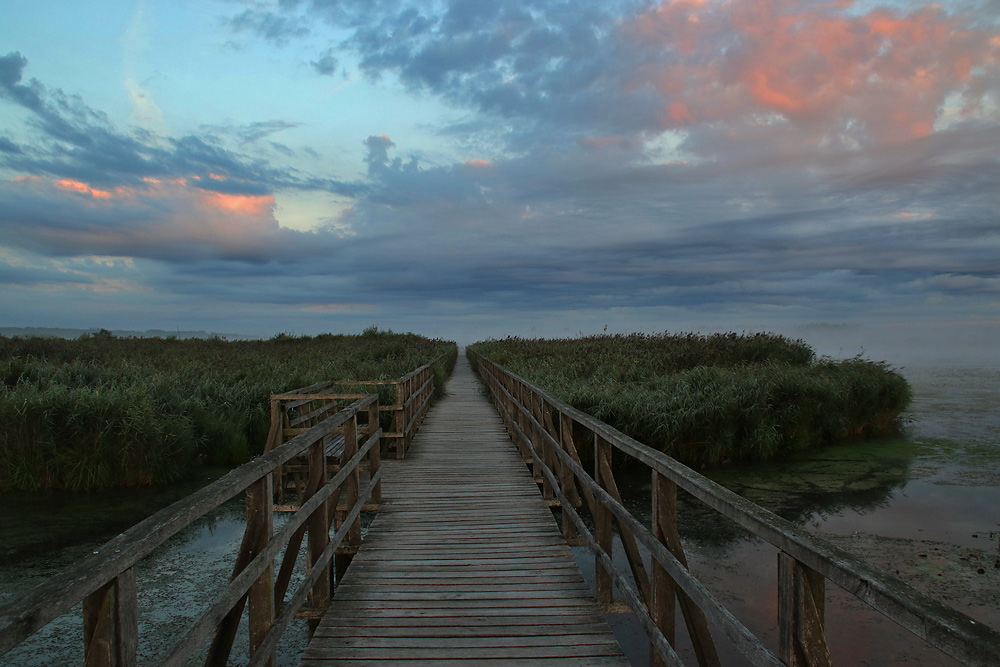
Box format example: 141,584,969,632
470,352,1000,667
0,393,382,667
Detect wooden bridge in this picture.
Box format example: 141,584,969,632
300,360,628,665
1,353,999,666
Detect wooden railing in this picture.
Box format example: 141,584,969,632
471,352,1000,667
0,394,382,667
265,356,445,462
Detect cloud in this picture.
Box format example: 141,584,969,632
278,1,1000,159
228,9,310,46
0,53,364,199
624,0,1000,149
311,48,340,76
4,4,1000,342
0,174,347,263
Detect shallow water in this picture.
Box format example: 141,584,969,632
596,362,1000,666
1,363,998,666
0,470,313,666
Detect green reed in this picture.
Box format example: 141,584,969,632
0,330,457,491
468,333,911,467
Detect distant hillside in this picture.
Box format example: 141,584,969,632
0,327,259,340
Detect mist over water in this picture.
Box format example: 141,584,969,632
792,321,1000,369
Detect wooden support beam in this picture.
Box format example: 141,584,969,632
651,475,721,667
306,438,330,612
247,476,275,667
82,569,137,667
779,552,832,667
651,472,678,667
594,434,614,606
367,401,382,506
336,416,361,579
394,383,406,459
596,441,651,605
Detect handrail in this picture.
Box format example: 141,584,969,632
0,394,383,667
470,351,1000,667
268,353,451,460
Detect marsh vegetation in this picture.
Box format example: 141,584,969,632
0,329,457,491
468,332,912,466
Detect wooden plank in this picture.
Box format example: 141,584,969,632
299,358,627,666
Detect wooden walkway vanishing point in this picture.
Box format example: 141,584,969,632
300,357,630,666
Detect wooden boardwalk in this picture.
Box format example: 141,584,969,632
299,357,630,666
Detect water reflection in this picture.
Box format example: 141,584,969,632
616,437,917,552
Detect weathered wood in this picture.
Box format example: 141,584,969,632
649,475,721,667
306,438,331,611
470,352,1000,667
299,359,628,666
248,476,275,667
394,381,406,458
651,472,677,667
779,553,833,667
596,440,651,605
593,435,614,606
82,580,114,667
335,415,361,579
478,355,779,665
0,400,367,658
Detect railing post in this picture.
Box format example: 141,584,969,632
529,392,546,490
307,437,330,612
336,413,361,579
651,472,678,666
247,474,274,667
367,399,382,506
558,412,581,542
651,473,721,667
779,553,832,667
515,383,532,464
266,398,284,504
82,568,137,667
541,407,561,504
394,381,406,459
594,434,614,606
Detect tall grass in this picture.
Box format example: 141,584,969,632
468,333,911,467
0,330,457,491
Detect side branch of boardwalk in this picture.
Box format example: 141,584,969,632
1,352,999,666
301,359,629,665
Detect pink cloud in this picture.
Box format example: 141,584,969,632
625,0,1000,144
56,178,115,199
4,175,287,260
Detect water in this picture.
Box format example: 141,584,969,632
0,470,313,666
2,363,998,665
596,362,1000,666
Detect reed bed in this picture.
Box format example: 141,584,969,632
468,333,911,467
0,329,457,491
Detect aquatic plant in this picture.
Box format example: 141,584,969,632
0,331,457,491
468,333,911,467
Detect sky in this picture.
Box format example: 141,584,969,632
1,0,999,361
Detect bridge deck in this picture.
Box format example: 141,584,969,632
299,356,629,666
